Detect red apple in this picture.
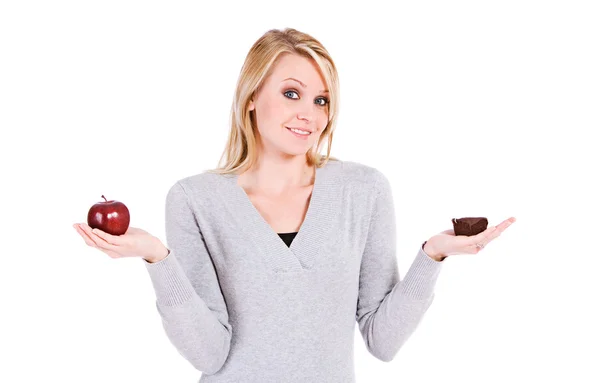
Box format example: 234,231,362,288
87,195,130,236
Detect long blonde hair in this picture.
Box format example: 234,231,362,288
206,27,340,176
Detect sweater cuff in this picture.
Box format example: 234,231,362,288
398,246,445,299
143,250,196,306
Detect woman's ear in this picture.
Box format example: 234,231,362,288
249,100,255,111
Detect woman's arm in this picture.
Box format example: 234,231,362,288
143,181,232,375
356,170,444,362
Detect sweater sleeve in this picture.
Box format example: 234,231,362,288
355,170,444,362
142,181,232,375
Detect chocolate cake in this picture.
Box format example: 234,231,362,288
452,217,488,236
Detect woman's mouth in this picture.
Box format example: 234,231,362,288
286,127,312,138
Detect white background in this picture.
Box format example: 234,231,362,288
1,1,598,382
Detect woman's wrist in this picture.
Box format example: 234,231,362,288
422,240,446,262
144,246,170,263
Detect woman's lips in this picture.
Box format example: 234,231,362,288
286,126,311,138
286,126,312,134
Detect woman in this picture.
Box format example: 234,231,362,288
73,28,516,382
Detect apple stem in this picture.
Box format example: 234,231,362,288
101,195,107,202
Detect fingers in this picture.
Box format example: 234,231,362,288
500,217,516,230
487,218,514,239
78,223,104,247
91,227,123,246
74,223,122,257
74,224,97,248
471,225,496,244
470,217,516,248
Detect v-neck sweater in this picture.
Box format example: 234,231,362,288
143,159,445,382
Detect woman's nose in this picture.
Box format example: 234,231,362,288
296,103,318,123
296,113,311,123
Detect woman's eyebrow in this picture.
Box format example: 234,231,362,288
282,77,329,93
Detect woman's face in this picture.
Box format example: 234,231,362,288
249,53,329,159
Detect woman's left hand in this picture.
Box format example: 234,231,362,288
424,217,517,260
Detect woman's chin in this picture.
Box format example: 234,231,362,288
278,145,311,157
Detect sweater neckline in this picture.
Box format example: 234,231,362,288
224,160,341,272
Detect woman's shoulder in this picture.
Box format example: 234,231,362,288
166,171,231,201
336,159,388,186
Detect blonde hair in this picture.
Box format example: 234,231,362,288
206,27,340,176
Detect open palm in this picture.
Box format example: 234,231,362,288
428,217,516,257
73,223,165,260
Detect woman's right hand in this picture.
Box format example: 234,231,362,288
73,223,169,263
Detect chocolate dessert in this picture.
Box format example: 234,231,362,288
452,217,488,236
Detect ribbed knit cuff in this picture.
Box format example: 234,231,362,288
398,246,445,299
143,250,197,306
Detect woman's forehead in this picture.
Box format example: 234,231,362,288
269,56,327,90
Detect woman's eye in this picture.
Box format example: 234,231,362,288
284,90,299,99
284,90,329,107
316,97,329,106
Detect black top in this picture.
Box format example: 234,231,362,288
277,232,298,247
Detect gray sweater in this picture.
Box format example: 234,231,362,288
143,159,444,382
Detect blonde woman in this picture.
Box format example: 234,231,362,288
74,27,516,382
